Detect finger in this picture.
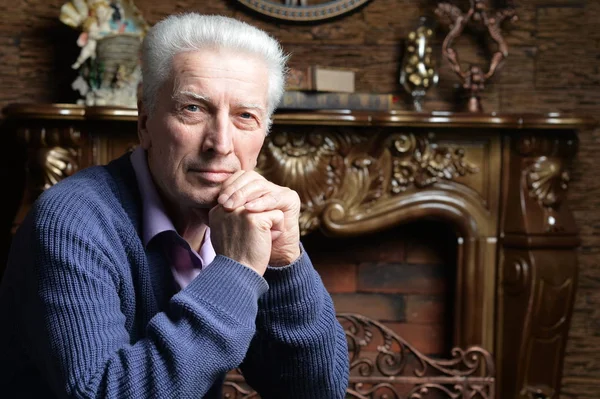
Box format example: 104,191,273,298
220,175,274,210
244,192,280,212
271,229,283,241
245,208,284,236
218,170,246,197
247,187,300,214
218,170,255,205
263,209,285,237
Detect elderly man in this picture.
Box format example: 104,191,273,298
0,12,349,398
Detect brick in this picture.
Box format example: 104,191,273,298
385,322,450,356
315,262,357,293
332,293,405,322
357,262,450,295
303,228,405,264
405,295,449,324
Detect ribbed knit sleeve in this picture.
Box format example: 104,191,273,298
240,250,350,398
11,171,269,399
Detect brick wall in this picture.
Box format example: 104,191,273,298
1,0,599,396
303,220,457,356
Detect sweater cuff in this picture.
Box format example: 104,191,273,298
180,255,269,323
261,247,319,311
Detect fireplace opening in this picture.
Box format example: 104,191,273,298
302,218,459,358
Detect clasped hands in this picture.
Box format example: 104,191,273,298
208,171,301,276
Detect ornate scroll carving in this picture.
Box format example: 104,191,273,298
18,126,81,197
516,135,578,233
389,133,479,193
39,147,79,190
223,313,496,399
502,256,531,295
258,129,375,234
258,129,479,235
498,248,577,399
525,157,569,209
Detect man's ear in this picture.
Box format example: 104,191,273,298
137,99,151,150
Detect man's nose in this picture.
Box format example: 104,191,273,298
202,112,234,155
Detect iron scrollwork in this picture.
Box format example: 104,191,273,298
223,313,496,398
341,313,495,399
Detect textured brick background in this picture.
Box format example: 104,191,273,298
304,220,457,356
0,0,598,396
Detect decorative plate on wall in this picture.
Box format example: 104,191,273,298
236,0,372,22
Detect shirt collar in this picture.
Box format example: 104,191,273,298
130,146,178,247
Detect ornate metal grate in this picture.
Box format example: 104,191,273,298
223,313,495,398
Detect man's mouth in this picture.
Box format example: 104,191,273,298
189,169,234,184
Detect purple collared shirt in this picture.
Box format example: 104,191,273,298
130,147,216,289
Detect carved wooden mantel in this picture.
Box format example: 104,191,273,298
1,103,595,399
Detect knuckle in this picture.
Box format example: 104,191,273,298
282,187,300,205
290,188,300,202
247,213,268,229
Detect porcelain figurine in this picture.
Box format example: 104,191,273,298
59,0,148,107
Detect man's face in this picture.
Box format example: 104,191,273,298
138,48,270,211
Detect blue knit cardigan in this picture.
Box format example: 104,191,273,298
0,153,349,398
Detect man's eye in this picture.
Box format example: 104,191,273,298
185,104,200,112
240,112,253,119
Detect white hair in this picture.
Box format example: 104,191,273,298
140,13,289,122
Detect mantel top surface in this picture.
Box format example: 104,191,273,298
3,103,596,130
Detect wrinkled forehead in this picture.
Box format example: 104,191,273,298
168,48,270,98
171,47,268,78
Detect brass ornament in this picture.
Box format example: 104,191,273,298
400,17,439,112
236,0,372,22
